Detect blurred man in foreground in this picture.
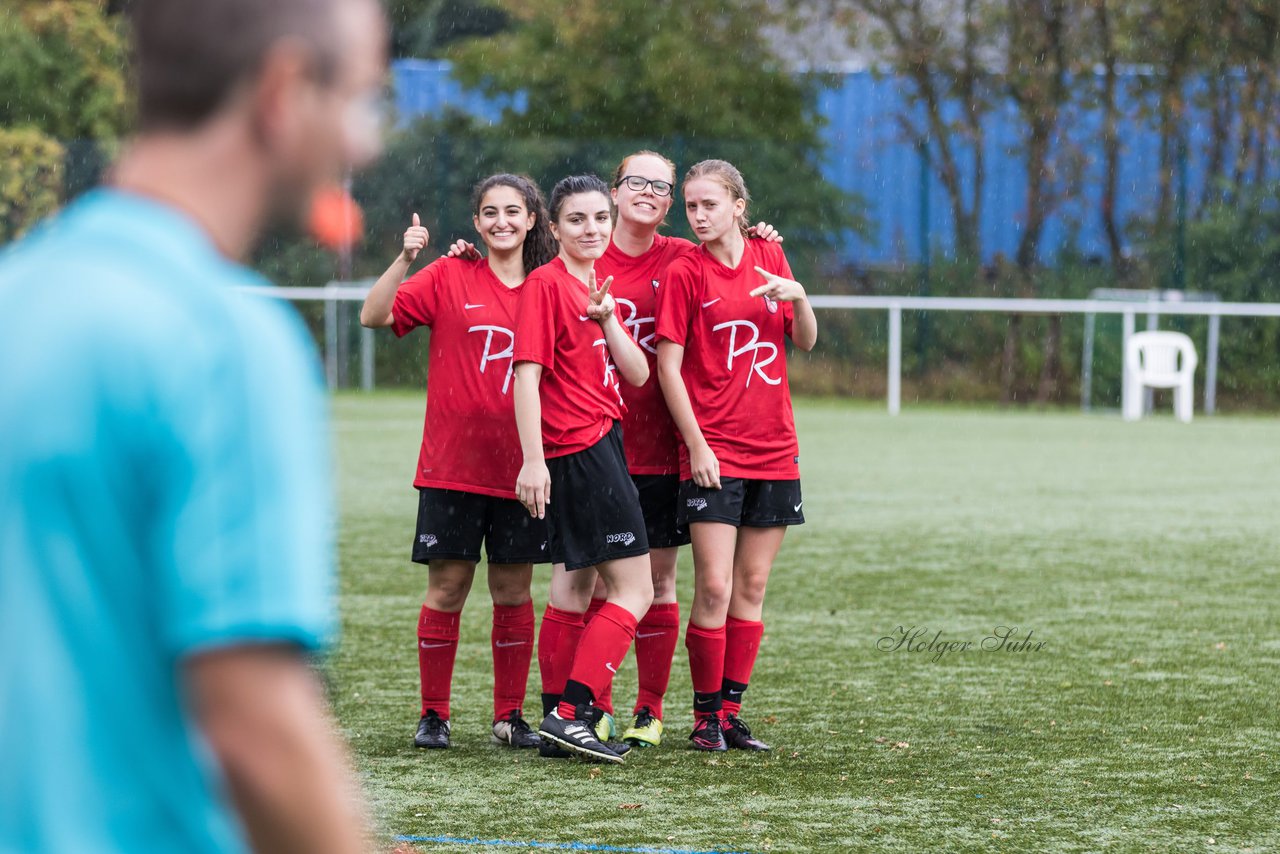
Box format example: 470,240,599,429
0,0,387,850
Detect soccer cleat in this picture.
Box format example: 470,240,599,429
582,706,630,755
414,710,450,749
594,710,617,743
722,714,771,751
688,716,728,752
491,710,543,749
538,711,630,757
623,706,664,748
538,740,573,759
538,708,624,764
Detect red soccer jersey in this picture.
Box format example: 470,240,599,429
391,256,525,497
655,239,800,480
513,257,630,458
597,233,696,475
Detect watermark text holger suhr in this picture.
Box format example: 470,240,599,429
877,626,1046,662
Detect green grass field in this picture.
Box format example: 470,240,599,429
330,392,1280,853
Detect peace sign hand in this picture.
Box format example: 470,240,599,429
586,268,616,322
401,213,429,263
750,266,807,302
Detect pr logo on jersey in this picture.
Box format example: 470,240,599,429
606,531,637,547
686,497,708,510
712,320,781,387
418,534,439,547
468,324,516,394
592,336,625,405
616,297,657,354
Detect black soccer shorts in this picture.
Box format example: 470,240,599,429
411,487,550,565
676,477,805,528
632,473,691,549
545,422,651,570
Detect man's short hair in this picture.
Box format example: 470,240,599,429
130,0,345,131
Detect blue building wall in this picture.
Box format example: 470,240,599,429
392,59,1268,267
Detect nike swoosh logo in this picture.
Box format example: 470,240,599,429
578,314,590,321
495,640,527,648
794,501,803,512
636,631,668,639
464,303,485,310
702,298,721,308
419,641,450,649
605,662,617,674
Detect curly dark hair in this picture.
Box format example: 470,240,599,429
470,173,557,273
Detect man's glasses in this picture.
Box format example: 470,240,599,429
616,175,674,197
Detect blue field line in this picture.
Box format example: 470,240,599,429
394,835,753,854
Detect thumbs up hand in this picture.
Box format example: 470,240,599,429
401,212,429,263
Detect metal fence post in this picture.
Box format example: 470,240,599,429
1081,311,1095,412
324,283,338,390
1205,313,1220,415
360,325,375,391
1121,309,1135,417
888,304,902,416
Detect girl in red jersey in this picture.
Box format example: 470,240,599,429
578,151,783,750
655,159,818,752
512,175,654,763
359,174,557,752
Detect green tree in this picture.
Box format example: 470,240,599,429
0,0,129,142
449,0,820,143
442,0,861,280
0,128,64,242
0,1,125,243
386,0,510,58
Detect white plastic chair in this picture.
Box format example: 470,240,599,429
1123,331,1198,423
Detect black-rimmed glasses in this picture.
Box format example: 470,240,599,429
616,175,674,197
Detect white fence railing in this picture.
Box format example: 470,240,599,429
242,283,1280,415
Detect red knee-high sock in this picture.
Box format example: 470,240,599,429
721,615,765,718
685,620,726,719
584,596,612,714
557,603,637,719
492,602,535,721
417,605,461,719
634,602,680,719
537,605,585,715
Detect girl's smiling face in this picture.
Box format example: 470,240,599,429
473,184,533,254
612,154,675,231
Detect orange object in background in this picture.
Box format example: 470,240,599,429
308,185,364,251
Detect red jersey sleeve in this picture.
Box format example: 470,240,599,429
513,272,556,370
390,257,445,337
654,257,700,347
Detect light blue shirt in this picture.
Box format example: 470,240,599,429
0,190,334,853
